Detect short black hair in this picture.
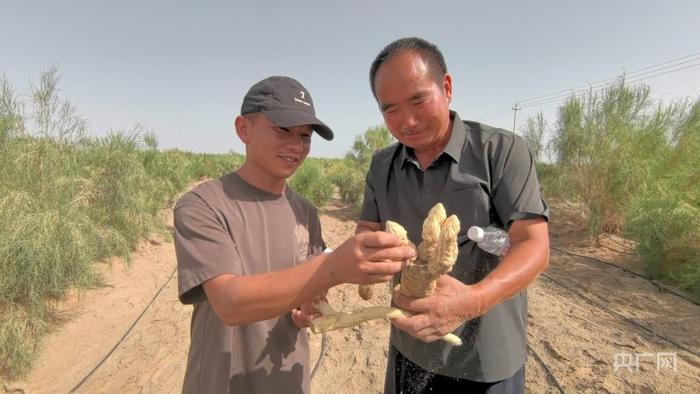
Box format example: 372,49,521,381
369,37,448,98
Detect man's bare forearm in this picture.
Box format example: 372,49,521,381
467,219,549,315
204,253,339,326
204,231,412,326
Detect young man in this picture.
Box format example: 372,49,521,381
174,76,415,393
358,38,550,393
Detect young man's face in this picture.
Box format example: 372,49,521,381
373,50,452,153
239,113,312,180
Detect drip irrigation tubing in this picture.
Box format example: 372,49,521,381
55,244,700,392
67,265,330,393
550,247,699,307
310,333,328,382
527,344,566,393
539,272,699,358
69,267,177,393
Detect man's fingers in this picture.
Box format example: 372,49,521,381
358,231,401,248
392,314,440,342
307,312,321,320
392,293,431,312
392,313,427,330
362,260,404,276
421,334,442,343
291,306,322,328
364,245,416,262
390,316,415,333
291,309,306,328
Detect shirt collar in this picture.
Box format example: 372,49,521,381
400,110,466,168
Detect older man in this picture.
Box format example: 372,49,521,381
358,38,550,393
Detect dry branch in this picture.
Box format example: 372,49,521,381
309,301,462,346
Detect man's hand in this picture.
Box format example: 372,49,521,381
391,275,483,343
291,291,329,328
327,231,415,286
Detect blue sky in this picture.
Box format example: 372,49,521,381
2,1,699,158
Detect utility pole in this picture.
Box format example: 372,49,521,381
512,102,521,134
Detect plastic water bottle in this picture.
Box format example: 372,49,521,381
467,225,510,256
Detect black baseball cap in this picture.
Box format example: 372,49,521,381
241,76,334,140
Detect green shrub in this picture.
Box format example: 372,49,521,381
184,151,244,180
626,192,700,297
0,305,45,378
331,125,394,213
346,125,394,166
327,159,365,212
289,159,332,206
623,100,700,297
535,163,569,201
552,80,688,239
0,70,251,378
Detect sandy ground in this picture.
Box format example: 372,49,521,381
3,200,699,393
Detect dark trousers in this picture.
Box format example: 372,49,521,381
384,346,525,394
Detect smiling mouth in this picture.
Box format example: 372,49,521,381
279,155,299,163
401,128,422,137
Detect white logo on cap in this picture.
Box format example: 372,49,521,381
294,90,311,107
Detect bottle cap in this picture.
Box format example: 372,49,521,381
467,226,484,242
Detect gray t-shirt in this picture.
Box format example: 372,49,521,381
174,172,324,394
361,111,549,382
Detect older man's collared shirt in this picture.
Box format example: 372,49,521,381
360,111,549,382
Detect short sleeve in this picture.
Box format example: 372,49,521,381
174,192,241,304
359,159,380,223
490,135,549,229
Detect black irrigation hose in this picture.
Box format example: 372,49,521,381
539,272,700,358
310,332,328,382
69,267,177,393
309,246,696,391
58,245,700,392
527,344,566,394
66,263,328,391
550,246,699,307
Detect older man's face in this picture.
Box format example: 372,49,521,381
374,51,452,154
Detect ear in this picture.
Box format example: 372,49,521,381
234,115,250,144
443,73,453,104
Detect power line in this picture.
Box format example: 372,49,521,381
482,60,700,122
478,51,700,122
530,53,697,109
478,52,700,119
515,60,700,110
479,60,700,123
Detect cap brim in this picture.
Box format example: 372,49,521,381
262,109,334,141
